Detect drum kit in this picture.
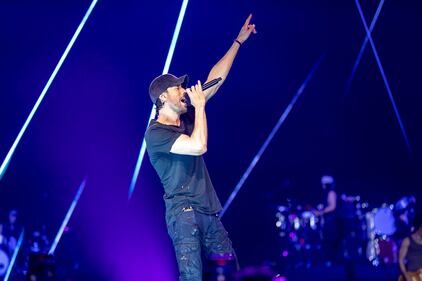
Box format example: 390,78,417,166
275,195,416,267
0,234,10,276
0,226,52,277
275,203,323,267
365,204,398,265
0,250,9,277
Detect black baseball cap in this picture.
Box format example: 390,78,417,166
148,74,189,104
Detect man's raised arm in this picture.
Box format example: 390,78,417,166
204,14,257,101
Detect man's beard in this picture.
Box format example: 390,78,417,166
170,101,187,114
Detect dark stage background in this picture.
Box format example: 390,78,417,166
1,0,421,280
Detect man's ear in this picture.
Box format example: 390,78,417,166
159,92,167,103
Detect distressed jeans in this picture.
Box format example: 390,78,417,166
166,206,236,281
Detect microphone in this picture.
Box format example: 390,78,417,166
183,77,222,106
201,77,223,90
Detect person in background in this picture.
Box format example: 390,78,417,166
2,209,23,255
399,215,422,281
395,196,417,242
315,175,339,265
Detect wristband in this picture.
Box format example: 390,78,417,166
234,39,242,46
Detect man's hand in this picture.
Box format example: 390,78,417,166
171,80,208,156
236,14,257,44
186,80,206,108
313,210,323,217
202,14,257,102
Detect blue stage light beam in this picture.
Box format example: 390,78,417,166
220,55,325,218
3,230,24,281
49,179,86,255
0,0,98,181
128,0,189,199
345,0,385,94
355,0,412,154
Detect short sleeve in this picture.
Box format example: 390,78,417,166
145,125,182,156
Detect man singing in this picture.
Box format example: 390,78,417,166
145,15,256,280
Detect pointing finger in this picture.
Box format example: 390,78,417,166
243,14,252,28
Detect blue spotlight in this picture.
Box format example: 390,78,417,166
220,55,325,218
355,0,412,154
0,0,98,181
3,230,24,281
345,0,385,94
48,179,86,255
128,0,190,199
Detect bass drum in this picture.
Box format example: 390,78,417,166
376,237,398,264
366,205,398,265
0,249,10,276
373,206,396,236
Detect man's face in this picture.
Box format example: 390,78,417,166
162,85,187,113
9,213,17,224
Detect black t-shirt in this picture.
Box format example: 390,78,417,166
145,108,222,217
322,187,337,219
